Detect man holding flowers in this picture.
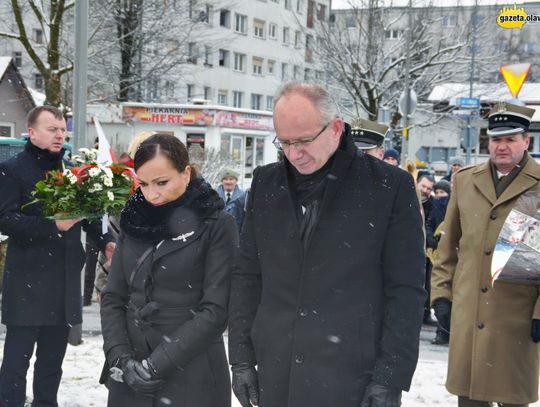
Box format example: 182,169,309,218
0,106,115,406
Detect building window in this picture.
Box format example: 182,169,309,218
234,52,246,72
296,0,303,13
204,86,212,100
34,29,43,44
284,0,292,9
220,9,231,28
315,70,324,80
293,65,300,79
165,80,175,98
294,30,301,48
254,19,265,38
345,16,356,28
268,23,277,39
251,94,263,110
235,13,247,34
34,73,44,90
0,124,13,138
266,95,274,111
204,45,213,66
282,27,290,45
202,4,213,24
12,51,22,68
304,68,312,81
188,42,198,64
443,15,456,28
218,89,228,105
385,29,402,40
267,59,275,75
281,63,288,81
317,4,326,20
145,77,160,100
187,84,194,101
219,49,230,67
233,91,243,108
305,34,313,62
252,57,264,75
524,42,535,53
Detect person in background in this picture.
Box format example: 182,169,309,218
415,173,436,326
383,148,400,166
350,118,387,160
432,102,540,406
0,105,115,406
100,134,236,406
216,168,246,231
442,156,465,182
228,82,425,407
425,179,452,345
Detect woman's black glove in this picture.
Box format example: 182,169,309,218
433,298,452,334
360,382,402,407
232,363,259,407
531,319,540,343
117,355,164,395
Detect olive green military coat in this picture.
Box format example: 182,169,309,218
432,158,540,405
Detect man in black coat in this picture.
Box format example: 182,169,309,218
0,106,115,406
228,83,426,407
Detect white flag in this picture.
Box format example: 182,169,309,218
94,116,116,165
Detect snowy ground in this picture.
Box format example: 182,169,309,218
1,304,538,407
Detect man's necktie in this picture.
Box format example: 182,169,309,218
226,192,231,203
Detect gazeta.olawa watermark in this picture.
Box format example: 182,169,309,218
497,3,540,29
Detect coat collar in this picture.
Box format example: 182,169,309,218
472,158,540,207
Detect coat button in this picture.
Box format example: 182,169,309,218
484,249,492,256
478,323,485,329
295,354,304,364
490,212,497,220
298,308,308,317
481,286,488,293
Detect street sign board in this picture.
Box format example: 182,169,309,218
453,109,479,116
459,97,480,109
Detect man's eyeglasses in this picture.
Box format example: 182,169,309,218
272,122,330,151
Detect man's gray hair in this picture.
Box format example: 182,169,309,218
274,82,339,122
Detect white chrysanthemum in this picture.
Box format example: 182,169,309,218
89,183,103,192
103,177,113,187
65,171,77,185
107,191,115,201
88,167,100,177
99,165,113,179
78,147,90,155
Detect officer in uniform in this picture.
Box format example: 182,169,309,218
350,118,388,160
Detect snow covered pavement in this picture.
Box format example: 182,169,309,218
1,303,538,406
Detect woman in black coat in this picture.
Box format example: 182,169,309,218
100,134,237,407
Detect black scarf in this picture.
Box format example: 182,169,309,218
25,140,65,171
120,177,224,242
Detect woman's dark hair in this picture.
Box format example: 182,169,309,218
134,133,198,178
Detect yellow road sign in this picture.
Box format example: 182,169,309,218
500,63,531,98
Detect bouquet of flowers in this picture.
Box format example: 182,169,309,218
25,148,135,220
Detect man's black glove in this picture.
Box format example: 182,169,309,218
118,355,164,395
231,363,259,407
532,319,540,343
360,382,402,407
433,298,452,334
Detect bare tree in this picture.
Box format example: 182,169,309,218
0,0,74,107
87,0,237,103
313,0,477,122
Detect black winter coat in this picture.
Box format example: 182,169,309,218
100,179,237,407
0,142,112,326
425,196,450,249
229,130,426,407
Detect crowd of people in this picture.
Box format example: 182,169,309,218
0,83,539,407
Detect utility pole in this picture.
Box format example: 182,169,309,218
401,0,413,166
466,0,478,165
72,0,89,153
